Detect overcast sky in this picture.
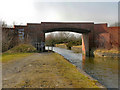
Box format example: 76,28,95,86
0,0,119,26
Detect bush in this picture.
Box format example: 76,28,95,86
5,44,36,53
66,42,73,50
66,40,82,50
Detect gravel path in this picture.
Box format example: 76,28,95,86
2,53,75,88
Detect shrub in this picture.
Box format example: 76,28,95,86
5,44,36,53
66,40,82,50
66,42,73,50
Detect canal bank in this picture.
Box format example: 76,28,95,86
46,47,118,88
56,52,105,88
93,49,120,58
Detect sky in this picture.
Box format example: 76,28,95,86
0,0,119,26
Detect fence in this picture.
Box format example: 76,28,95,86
34,42,45,52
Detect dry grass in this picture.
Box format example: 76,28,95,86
6,44,36,53
94,49,120,54
53,53,99,88
55,43,67,49
2,53,33,63
2,44,36,63
71,45,82,53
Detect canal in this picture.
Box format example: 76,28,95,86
46,47,118,88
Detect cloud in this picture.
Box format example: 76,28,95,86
0,1,118,26
33,2,118,26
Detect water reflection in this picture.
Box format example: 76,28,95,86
82,55,86,70
83,57,118,88
45,47,118,88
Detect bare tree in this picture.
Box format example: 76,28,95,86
2,22,18,52
45,32,82,47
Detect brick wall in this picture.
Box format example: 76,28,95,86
94,24,120,50
108,27,120,50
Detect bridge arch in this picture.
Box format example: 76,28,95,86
43,27,90,56
43,27,90,33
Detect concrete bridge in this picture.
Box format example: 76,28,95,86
3,22,120,56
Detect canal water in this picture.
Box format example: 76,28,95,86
46,47,119,88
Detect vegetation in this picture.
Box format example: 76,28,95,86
45,32,82,49
2,21,18,52
55,43,67,49
2,44,36,62
93,49,120,58
66,40,82,49
5,44,36,53
2,53,33,63
51,53,99,88
94,49,120,54
71,45,82,53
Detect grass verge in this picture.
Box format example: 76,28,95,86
55,43,67,49
51,53,100,88
71,45,82,53
94,49,120,54
2,53,33,63
2,44,36,63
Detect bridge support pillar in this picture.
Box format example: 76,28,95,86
82,33,89,56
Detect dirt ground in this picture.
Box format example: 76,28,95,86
2,52,99,88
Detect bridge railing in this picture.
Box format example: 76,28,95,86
34,42,45,52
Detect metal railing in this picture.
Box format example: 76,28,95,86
34,42,45,52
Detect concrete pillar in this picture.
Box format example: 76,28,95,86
82,33,89,56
